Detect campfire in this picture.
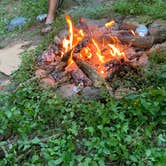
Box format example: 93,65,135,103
36,15,165,98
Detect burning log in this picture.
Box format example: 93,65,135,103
61,38,90,62
73,55,113,95
73,55,103,87
54,37,90,73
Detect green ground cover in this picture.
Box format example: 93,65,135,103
0,0,166,165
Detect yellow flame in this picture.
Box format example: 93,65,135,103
65,15,74,49
108,44,125,58
130,30,137,37
105,20,115,28
92,39,104,63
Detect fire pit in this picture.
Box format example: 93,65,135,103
35,16,166,98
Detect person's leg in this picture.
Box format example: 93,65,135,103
45,0,58,24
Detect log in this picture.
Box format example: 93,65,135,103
61,37,90,62
118,36,154,49
73,55,113,95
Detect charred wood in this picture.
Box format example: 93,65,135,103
73,55,113,95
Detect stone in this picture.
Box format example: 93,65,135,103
147,42,166,55
131,36,154,49
0,72,10,90
149,19,166,43
56,84,78,98
39,76,56,89
137,54,149,66
123,17,140,30
113,14,125,24
71,69,93,86
35,69,47,78
82,87,102,100
85,18,109,28
123,16,152,30
131,54,149,68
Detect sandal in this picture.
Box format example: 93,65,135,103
41,23,53,35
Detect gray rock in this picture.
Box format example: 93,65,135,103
122,16,152,30
147,41,166,55
39,76,56,90
130,54,149,68
82,87,102,100
56,84,78,98
149,19,166,43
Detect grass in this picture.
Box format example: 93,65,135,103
0,0,166,165
113,0,166,19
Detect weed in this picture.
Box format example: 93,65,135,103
114,0,166,19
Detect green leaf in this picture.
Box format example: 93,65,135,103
48,159,63,166
31,137,40,144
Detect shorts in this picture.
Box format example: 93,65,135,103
56,0,64,8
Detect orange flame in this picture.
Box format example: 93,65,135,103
61,16,126,77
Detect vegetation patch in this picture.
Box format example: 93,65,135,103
0,0,166,165
114,0,166,19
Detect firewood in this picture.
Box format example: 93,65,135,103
61,38,90,62
73,55,113,95
118,36,154,49
55,38,90,73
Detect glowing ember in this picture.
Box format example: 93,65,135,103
61,15,126,76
